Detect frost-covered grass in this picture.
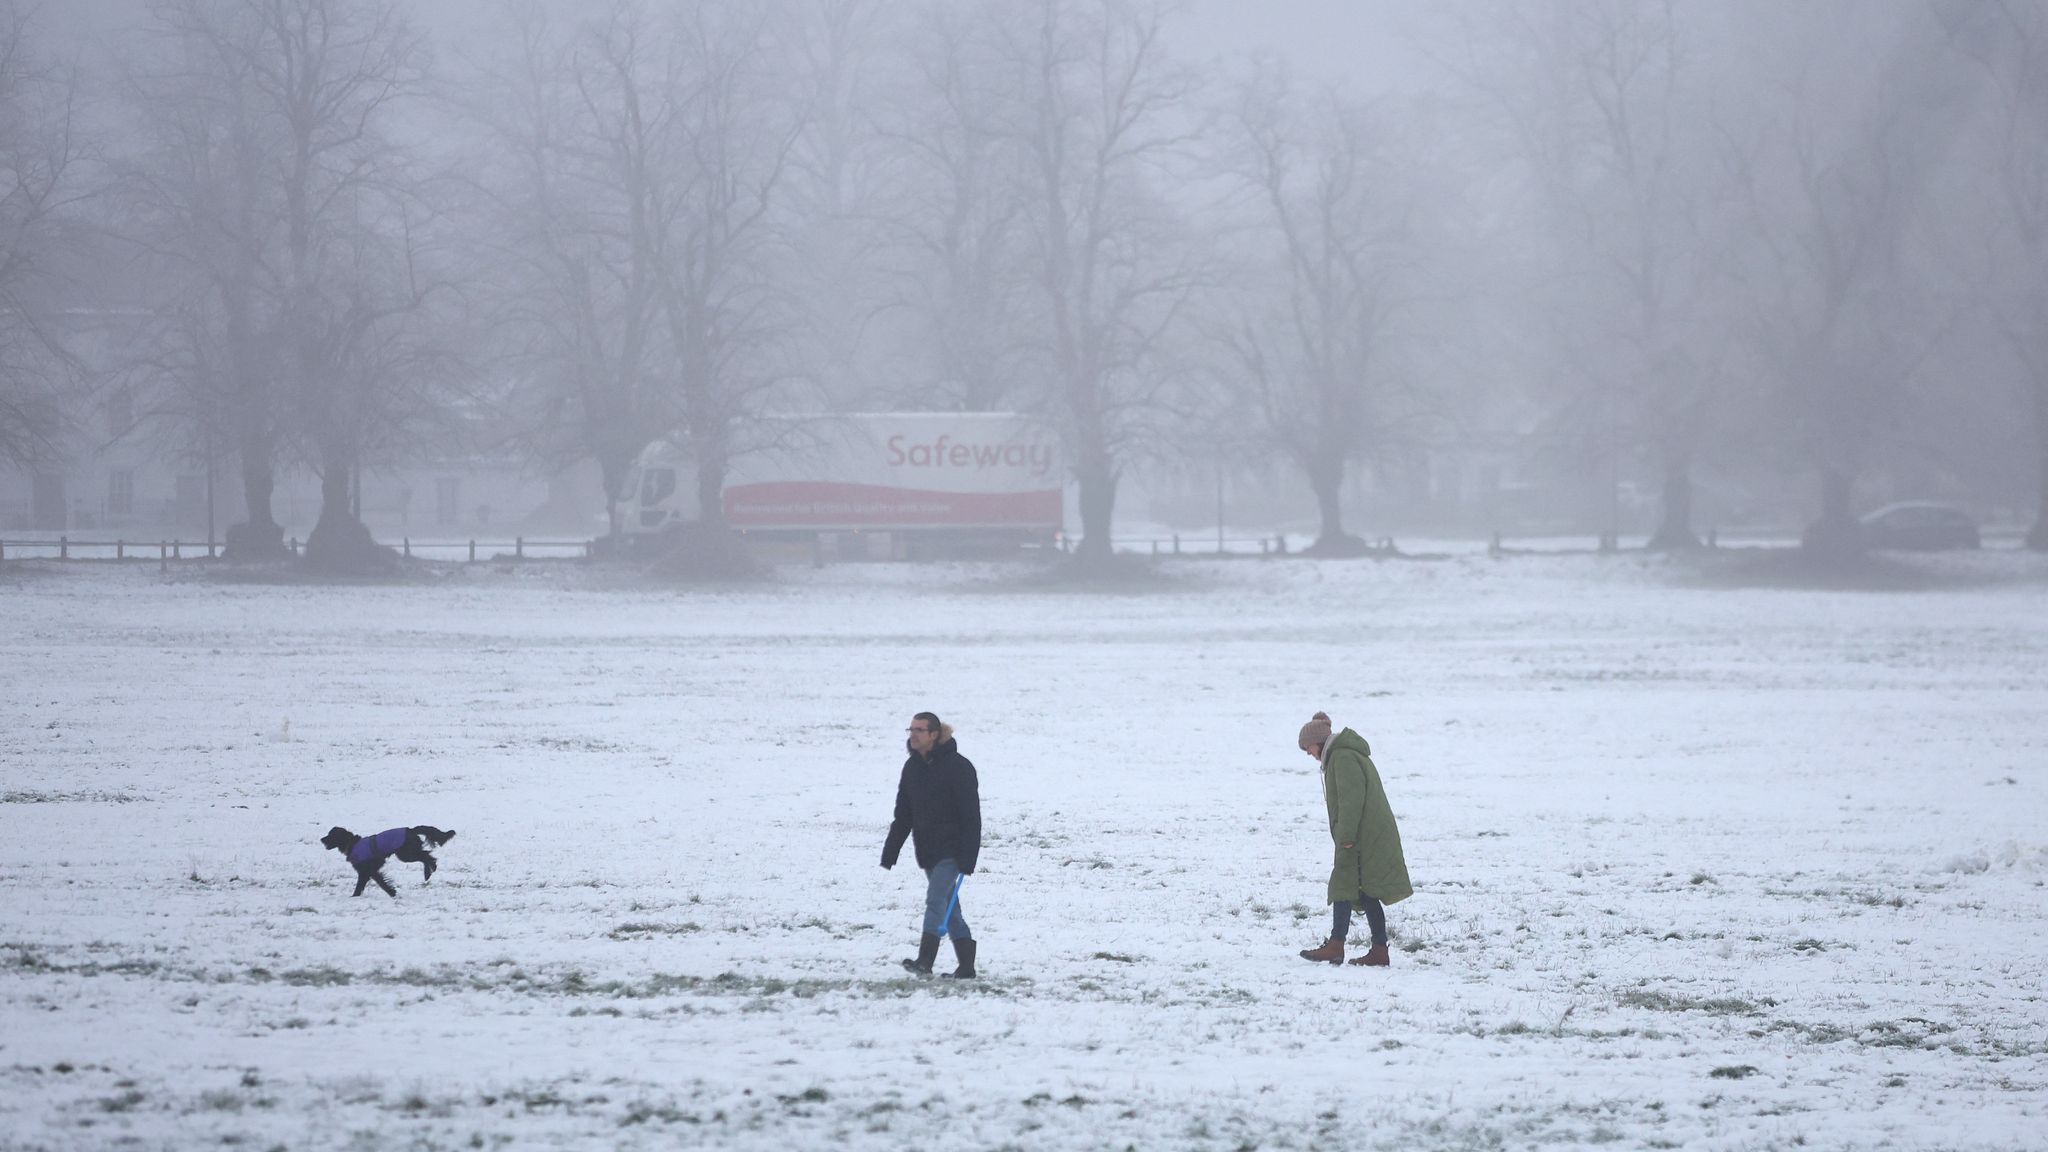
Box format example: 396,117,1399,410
2,554,2045,1150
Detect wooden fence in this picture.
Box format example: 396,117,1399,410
0,537,597,563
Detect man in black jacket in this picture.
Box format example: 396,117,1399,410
882,712,982,979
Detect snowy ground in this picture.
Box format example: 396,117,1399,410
2,553,2044,1151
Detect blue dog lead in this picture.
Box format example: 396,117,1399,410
936,873,964,936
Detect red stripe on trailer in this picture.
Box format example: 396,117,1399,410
723,482,1061,529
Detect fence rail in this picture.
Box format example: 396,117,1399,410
0,536,596,563
16,530,1948,566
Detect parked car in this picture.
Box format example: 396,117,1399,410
1858,502,1981,550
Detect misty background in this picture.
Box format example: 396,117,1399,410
3,0,2044,570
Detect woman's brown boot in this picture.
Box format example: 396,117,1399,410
1348,942,1390,967
1299,937,1345,964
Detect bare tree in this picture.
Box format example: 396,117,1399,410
468,1,672,539
649,0,804,532
1218,69,1438,554
468,0,801,556
1448,0,1742,550
1002,0,1199,567
0,1,89,471
120,0,439,569
1942,0,2048,549
782,0,891,405
1725,1,1974,557
120,0,290,558
878,0,1033,412
240,0,435,569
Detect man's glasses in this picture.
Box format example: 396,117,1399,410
906,726,933,734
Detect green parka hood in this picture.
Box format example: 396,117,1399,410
1325,728,1372,759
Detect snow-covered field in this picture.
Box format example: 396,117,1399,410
2,554,2044,1151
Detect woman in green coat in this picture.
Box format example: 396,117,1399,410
1296,711,1412,967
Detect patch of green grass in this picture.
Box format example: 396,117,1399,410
1619,988,1767,1016
776,1087,829,1107
196,1089,244,1112
1861,1017,1954,1048
605,922,701,941
280,966,353,987
516,1088,565,1110
99,1088,146,1113
1,790,143,804
619,1101,697,1126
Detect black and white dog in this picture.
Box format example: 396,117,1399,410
319,826,456,897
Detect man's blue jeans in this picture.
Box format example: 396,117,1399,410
922,858,971,941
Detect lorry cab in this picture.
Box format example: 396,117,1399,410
621,440,698,535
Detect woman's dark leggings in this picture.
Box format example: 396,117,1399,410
1332,896,1387,946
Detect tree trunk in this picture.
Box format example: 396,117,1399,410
223,429,286,562
647,449,759,580
1801,464,1863,559
695,452,727,530
305,437,391,573
1646,452,1700,551
2031,381,2048,551
602,454,627,542
1305,456,1366,556
2030,464,2048,551
1072,450,1117,570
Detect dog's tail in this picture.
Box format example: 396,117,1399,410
414,826,457,848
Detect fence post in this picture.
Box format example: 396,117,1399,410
173,541,181,560
117,540,125,561
208,538,216,559
585,539,594,560
403,537,410,558
0,539,6,561
289,536,299,556
468,539,476,563
60,536,68,560
159,542,168,573
516,536,524,559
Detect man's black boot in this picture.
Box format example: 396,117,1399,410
940,937,977,980
901,933,941,976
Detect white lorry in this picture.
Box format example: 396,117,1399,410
620,412,1064,550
